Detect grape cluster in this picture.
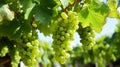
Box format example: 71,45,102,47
0,37,21,67
0,46,8,57
0,27,54,67
18,29,40,67
77,24,95,49
0,37,9,57
9,45,21,67
52,11,79,64
113,22,120,57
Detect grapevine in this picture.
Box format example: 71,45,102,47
52,11,79,64
0,0,120,67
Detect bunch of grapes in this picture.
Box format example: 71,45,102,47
9,45,21,67
18,29,40,67
0,46,9,57
0,37,9,57
0,23,53,67
113,22,120,57
52,11,79,64
0,37,21,67
77,24,95,50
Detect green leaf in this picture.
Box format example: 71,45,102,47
37,23,55,36
60,0,69,8
33,0,41,4
33,0,57,24
88,10,105,32
21,20,31,34
90,0,109,15
107,0,118,18
24,4,36,20
117,0,120,8
0,19,31,40
0,21,21,40
20,0,36,20
97,3,110,15
78,1,109,32
21,0,34,13
78,7,89,27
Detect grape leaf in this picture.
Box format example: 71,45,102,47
107,0,118,18
20,0,57,36
117,0,120,8
21,0,34,13
33,0,57,24
78,1,109,32
37,23,55,36
21,20,31,34
0,21,21,40
88,10,106,32
78,7,89,27
20,0,36,20
89,0,109,15
0,20,31,40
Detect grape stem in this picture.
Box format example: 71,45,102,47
65,0,82,12
0,58,10,66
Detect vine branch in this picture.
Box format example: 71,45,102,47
65,0,82,12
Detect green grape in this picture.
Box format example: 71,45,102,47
32,22,37,28
39,48,44,57
26,42,32,47
32,39,39,46
27,32,32,38
77,24,95,49
43,42,50,49
18,28,53,67
60,36,65,41
1,35,53,67
61,12,68,19
101,50,106,56
59,27,64,31
8,45,21,67
59,56,65,64
68,11,73,16
61,31,66,35
65,33,70,38
18,29,40,67
32,47,39,56
61,50,66,55
64,53,70,58
0,46,8,57
56,35,60,38
65,45,73,51
38,40,43,47
52,11,79,64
